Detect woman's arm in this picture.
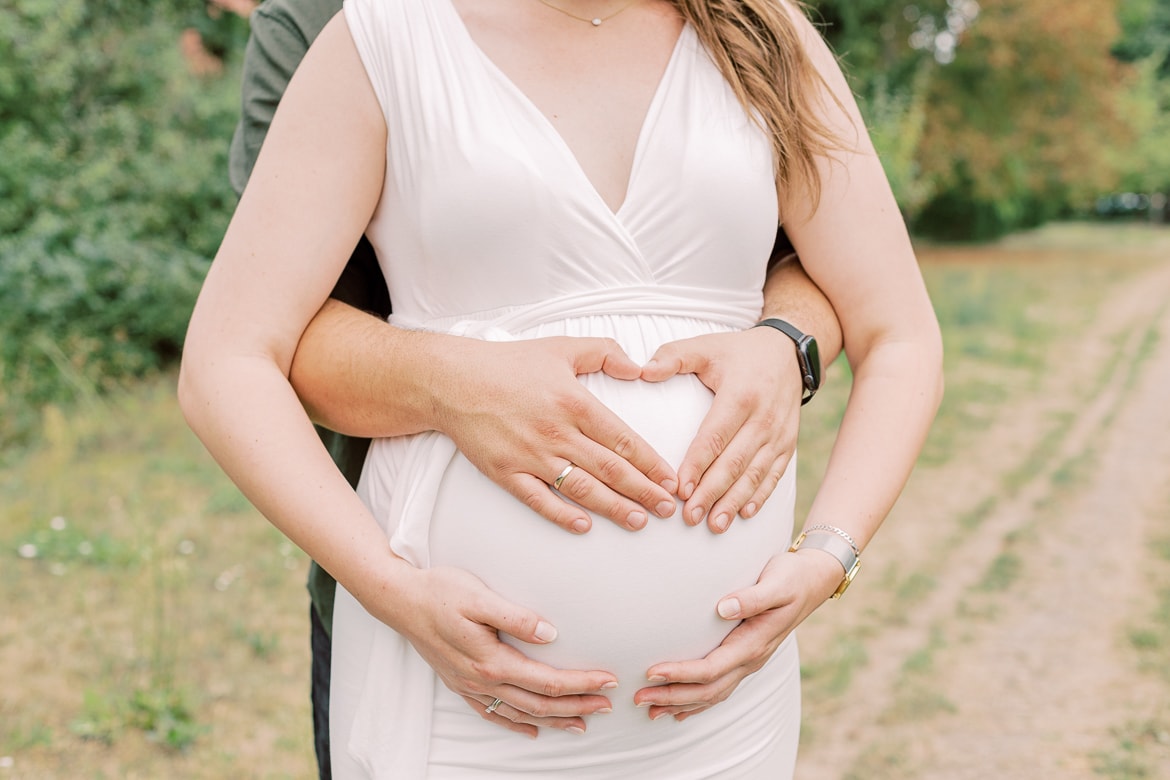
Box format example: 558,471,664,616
781,11,945,553
634,5,942,720
179,14,616,736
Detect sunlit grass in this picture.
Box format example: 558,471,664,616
795,224,1169,516
0,381,314,776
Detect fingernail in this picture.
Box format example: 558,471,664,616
645,358,658,369
681,482,695,500
636,700,651,708
596,707,613,714
743,502,757,518
627,510,647,529
660,478,678,494
713,513,730,532
717,598,741,619
655,500,675,518
690,506,705,524
647,674,666,683
535,621,558,642
567,725,586,735
571,518,590,534
651,711,669,721
600,681,619,690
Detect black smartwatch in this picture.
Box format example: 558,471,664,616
754,318,821,405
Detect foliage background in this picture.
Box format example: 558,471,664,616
0,0,1167,442
0,0,245,446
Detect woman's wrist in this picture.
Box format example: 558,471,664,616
791,546,851,602
339,545,423,631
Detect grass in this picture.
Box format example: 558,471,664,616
1100,494,1170,779
1093,719,1170,780
0,382,315,777
799,631,870,698
794,223,1167,519
978,550,1023,592
1128,500,1170,682
793,223,1170,772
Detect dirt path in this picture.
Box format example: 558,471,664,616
795,254,1170,778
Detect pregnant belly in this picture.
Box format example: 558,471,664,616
428,373,795,682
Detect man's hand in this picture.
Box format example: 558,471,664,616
383,566,618,737
640,326,805,533
431,336,680,534
632,549,842,720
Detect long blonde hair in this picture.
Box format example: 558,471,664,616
668,0,843,208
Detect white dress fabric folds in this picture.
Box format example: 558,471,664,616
331,0,802,776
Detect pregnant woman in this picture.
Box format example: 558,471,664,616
179,0,942,777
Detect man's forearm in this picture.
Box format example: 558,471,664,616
760,252,843,371
290,299,440,436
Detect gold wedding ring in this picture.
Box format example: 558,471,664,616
553,463,576,491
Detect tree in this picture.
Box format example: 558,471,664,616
0,0,244,442
911,0,1140,238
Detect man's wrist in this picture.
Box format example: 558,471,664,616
754,318,822,405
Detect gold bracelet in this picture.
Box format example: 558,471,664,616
805,523,860,556
789,529,861,600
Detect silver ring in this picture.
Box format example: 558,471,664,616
552,463,576,491
485,697,504,715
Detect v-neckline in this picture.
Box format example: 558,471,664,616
440,0,689,218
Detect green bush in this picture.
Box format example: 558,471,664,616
0,0,244,444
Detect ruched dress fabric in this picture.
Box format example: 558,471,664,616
330,0,801,776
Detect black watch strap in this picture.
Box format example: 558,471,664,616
755,317,822,405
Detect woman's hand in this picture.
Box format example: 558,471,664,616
379,565,619,737
640,326,806,533
632,549,842,720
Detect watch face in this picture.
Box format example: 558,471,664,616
802,337,822,390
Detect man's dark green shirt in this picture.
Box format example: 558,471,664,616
229,0,392,636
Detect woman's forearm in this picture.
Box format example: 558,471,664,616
802,334,944,549
178,352,416,612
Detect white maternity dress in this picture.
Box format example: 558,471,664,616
330,0,801,776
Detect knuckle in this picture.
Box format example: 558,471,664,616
723,450,750,478
540,678,567,698
594,456,624,485
605,498,628,524
518,487,547,514
462,679,489,698
634,484,661,507
742,462,768,489
505,611,538,638
704,431,728,460
563,475,592,502
533,418,567,445
468,660,502,685
693,664,720,685
722,389,755,416
754,406,778,431
558,393,591,421
610,429,638,460
526,699,552,718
